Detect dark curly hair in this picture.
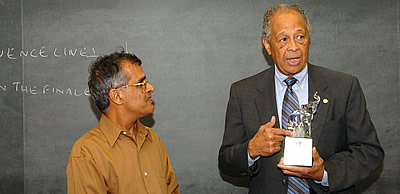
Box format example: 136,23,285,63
88,50,142,113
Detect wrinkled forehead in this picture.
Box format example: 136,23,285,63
271,8,307,25
270,10,308,35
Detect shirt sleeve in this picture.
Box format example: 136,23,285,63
314,169,329,186
247,151,260,167
66,156,107,194
158,137,180,194
165,156,180,194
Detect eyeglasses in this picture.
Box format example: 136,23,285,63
115,79,149,90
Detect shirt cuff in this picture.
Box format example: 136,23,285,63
314,169,329,186
247,152,260,167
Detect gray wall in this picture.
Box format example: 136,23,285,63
0,0,398,193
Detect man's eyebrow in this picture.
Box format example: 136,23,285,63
138,76,146,83
276,31,287,38
295,29,305,33
275,29,306,38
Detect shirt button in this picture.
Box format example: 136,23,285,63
122,131,127,135
144,172,148,176
282,179,287,185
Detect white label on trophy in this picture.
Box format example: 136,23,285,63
283,137,313,166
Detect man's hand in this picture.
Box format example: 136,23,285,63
277,147,324,181
248,116,293,159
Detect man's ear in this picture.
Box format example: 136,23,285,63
262,37,272,55
109,89,124,105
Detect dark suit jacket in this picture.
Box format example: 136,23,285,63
218,64,384,193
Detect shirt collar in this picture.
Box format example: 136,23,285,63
136,121,153,143
98,114,152,147
274,64,308,86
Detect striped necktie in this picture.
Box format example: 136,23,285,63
282,77,310,194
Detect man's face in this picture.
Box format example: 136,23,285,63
120,62,155,118
263,10,309,76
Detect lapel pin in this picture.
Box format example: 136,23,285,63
323,99,328,104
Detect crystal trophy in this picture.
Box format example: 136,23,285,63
283,92,320,166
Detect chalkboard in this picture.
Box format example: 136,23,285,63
0,0,398,193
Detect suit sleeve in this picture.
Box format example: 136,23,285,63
218,85,259,177
324,77,384,192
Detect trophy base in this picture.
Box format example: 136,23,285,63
283,137,313,167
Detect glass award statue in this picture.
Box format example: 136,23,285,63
283,92,320,166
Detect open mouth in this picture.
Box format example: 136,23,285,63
287,57,300,65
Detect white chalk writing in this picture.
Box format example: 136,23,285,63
0,85,6,91
0,41,131,60
0,81,90,97
0,46,98,59
42,84,90,96
12,81,37,94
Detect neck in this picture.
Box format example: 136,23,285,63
105,109,140,136
126,120,138,137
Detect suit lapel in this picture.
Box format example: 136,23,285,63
308,65,330,146
254,67,279,127
252,65,330,145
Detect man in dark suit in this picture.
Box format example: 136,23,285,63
218,4,384,193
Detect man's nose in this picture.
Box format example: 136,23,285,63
287,38,299,51
146,83,155,93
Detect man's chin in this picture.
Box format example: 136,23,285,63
142,107,155,117
284,64,306,75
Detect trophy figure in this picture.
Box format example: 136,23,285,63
283,92,320,166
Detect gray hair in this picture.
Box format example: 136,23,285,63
88,50,142,113
262,4,311,42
